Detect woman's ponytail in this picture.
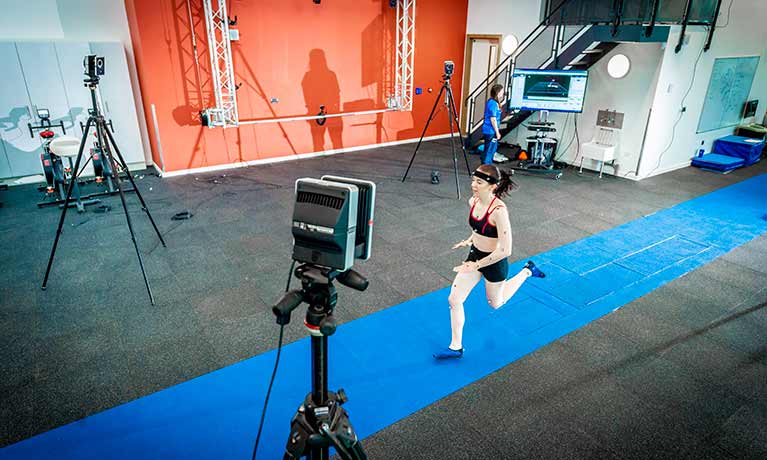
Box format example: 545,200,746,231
493,168,517,198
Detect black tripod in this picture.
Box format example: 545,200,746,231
41,73,167,305
273,264,368,460
401,75,472,199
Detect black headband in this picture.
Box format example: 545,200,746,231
473,170,498,184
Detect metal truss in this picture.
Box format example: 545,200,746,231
395,0,415,111
202,0,238,127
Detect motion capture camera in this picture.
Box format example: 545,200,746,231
292,176,376,271
443,60,455,80
83,55,105,78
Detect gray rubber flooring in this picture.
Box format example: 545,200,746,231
1,139,765,458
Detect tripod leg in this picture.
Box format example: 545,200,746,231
447,98,461,200
42,118,94,290
446,86,473,176
402,84,446,182
98,121,156,305
103,126,167,248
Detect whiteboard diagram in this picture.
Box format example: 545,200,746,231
697,56,760,133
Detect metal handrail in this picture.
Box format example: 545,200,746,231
463,0,720,136
464,0,576,103
464,0,719,120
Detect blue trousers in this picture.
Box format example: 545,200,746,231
482,134,498,165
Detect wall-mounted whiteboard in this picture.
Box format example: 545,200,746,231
697,56,760,133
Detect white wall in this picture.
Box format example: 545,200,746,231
465,0,543,56
0,0,153,167
0,0,64,39
639,0,767,178
551,42,664,177
465,0,767,180
466,0,542,48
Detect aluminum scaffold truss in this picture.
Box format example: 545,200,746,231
394,0,415,111
202,0,238,128
200,1,415,128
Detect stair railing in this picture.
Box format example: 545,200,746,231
464,0,585,135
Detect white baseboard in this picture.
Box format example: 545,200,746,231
158,134,453,178
641,160,692,179
2,161,147,187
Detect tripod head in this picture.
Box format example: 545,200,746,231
273,263,368,335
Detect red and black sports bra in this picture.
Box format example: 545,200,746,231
469,196,501,238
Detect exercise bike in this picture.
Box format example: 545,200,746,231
28,109,99,212
29,108,133,211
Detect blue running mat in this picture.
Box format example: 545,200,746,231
3,175,766,459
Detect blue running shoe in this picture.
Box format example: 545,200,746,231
524,260,546,278
433,347,463,359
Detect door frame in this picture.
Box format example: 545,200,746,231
460,34,503,131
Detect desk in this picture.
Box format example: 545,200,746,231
712,135,764,166
735,124,767,140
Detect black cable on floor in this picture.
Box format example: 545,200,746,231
252,324,285,460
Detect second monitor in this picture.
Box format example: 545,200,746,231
509,68,588,113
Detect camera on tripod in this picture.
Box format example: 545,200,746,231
291,175,375,272
83,55,105,79
443,60,455,80
266,175,376,460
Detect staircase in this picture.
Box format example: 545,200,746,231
463,0,721,149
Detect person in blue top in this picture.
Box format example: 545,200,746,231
481,84,508,164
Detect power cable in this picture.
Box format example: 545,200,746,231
718,0,733,28
646,27,707,178
251,325,285,460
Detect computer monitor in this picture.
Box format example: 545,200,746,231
509,68,589,113
743,100,758,118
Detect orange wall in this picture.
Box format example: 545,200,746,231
124,0,469,172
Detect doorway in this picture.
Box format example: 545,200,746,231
460,34,502,132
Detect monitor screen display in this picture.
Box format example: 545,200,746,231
509,68,588,113
743,100,758,118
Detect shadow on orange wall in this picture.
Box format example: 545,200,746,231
362,9,393,145
126,0,468,172
301,49,343,152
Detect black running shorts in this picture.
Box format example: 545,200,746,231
466,246,508,283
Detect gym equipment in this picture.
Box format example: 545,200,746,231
691,153,746,173
80,109,118,193
41,55,166,305
29,108,133,211
712,135,764,166
28,109,99,212
402,62,472,199
509,110,563,180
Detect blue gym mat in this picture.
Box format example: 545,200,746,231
3,174,766,459
691,153,745,172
